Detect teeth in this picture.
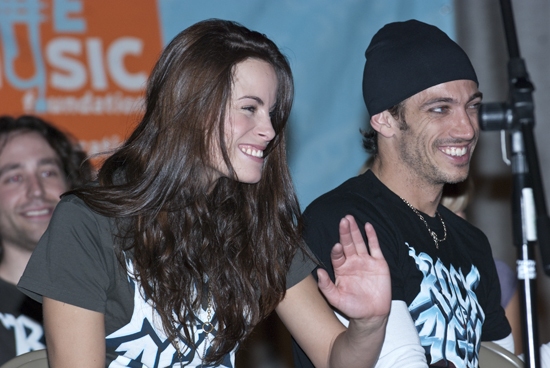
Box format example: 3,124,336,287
241,147,264,158
442,147,467,157
25,209,49,216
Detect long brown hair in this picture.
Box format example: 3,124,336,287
69,19,303,362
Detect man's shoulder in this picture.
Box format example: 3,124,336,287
305,172,379,212
437,205,493,261
0,277,18,296
439,205,489,239
0,278,34,313
303,171,397,234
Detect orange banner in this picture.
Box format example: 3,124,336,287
0,0,162,157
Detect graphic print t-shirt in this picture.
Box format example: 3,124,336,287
299,170,510,367
104,262,228,367
18,195,316,367
0,278,45,365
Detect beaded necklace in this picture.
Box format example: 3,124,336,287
400,196,447,249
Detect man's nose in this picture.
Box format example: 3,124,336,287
27,174,46,198
451,109,477,140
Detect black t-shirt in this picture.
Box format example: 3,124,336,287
294,170,510,367
19,195,316,367
0,278,45,365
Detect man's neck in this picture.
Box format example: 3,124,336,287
0,242,33,285
370,161,443,217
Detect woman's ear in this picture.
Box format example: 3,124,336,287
370,110,397,138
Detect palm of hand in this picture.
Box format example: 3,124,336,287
318,216,391,322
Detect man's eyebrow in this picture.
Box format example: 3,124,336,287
469,91,483,102
420,92,483,109
0,163,21,177
37,157,62,167
420,97,455,109
0,157,62,177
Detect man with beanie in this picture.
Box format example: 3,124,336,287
293,20,512,367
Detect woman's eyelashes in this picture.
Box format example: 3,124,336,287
242,105,257,114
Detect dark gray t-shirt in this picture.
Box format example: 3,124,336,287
18,195,315,367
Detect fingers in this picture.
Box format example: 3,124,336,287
364,222,384,258
347,215,369,255
333,216,382,268
339,215,369,256
317,268,337,302
337,216,353,251
330,242,346,269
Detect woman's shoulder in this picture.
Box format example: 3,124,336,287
53,194,114,230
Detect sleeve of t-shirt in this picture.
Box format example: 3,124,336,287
333,301,428,368
286,247,317,290
18,195,113,314
301,205,339,280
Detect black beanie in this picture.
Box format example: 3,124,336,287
362,19,478,116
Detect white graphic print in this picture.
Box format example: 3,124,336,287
407,244,484,367
0,313,45,355
106,262,234,367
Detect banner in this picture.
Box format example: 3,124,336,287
0,0,162,156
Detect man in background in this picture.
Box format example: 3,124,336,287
0,115,91,364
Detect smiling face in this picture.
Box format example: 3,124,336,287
0,132,68,252
396,79,481,186
211,58,278,184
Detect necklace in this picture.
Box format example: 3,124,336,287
400,197,447,249
173,289,213,367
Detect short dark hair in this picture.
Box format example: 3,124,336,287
0,115,92,189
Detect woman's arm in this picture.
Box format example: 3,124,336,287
277,216,391,368
43,297,105,368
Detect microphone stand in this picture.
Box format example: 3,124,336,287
478,0,550,366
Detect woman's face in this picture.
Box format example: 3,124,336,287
211,58,278,184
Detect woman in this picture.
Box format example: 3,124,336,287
18,19,390,367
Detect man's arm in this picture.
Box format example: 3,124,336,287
277,216,390,368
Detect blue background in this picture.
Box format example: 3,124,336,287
158,0,454,208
